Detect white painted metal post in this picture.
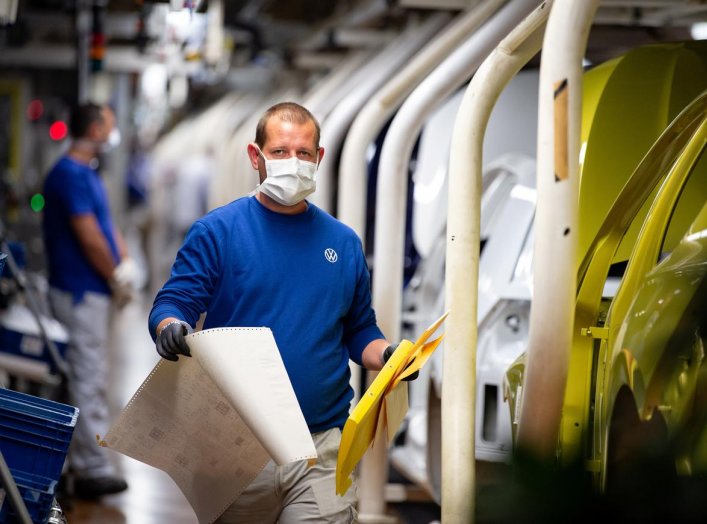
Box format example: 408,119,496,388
445,3,551,522
363,0,540,521
516,0,600,459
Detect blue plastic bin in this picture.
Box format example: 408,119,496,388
0,469,57,523
0,389,78,484
0,326,69,373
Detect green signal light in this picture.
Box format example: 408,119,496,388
30,193,45,212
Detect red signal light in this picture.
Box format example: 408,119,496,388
49,121,68,141
27,99,44,121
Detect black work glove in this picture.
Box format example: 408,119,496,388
156,320,192,361
382,343,419,381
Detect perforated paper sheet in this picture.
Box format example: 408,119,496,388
103,327,317,524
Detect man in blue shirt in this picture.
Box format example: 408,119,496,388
43,103,135,499
150,102,406,523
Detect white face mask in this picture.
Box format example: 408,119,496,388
257,148,317,206
101,128,121,154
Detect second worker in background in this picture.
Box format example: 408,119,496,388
43,102,137,499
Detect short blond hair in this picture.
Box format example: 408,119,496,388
255,102,320,149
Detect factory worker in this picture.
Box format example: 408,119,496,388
43,102,135,499
149,101,415,523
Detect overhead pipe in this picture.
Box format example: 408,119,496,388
309,12,452,213
338,0,508,242
200,93,251,208
298,0,392,51
333,27,398,48
333,0,392,28
302,50,375,122
363,0,540,521
516,0,600,459
445,2,551,522
308,46,397,119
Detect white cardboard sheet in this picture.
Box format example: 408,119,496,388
103,327,317,524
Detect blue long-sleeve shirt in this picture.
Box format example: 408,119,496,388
149,196,385,432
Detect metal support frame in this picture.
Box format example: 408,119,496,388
364,0,540,520
0,448,32,524
516,0,600,458
444,2,551,521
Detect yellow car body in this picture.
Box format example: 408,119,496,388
505,42,707,487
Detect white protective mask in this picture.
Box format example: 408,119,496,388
257,148,317,206
101,128,122,154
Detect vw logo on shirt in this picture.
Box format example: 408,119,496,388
324,248,338,263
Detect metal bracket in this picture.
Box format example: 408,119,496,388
581,326,609,339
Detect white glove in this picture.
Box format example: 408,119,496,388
112,257,140,288
110,257,140,307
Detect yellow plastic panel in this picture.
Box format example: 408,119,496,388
580,57,621,150
335,312,447,495
578,42,707,264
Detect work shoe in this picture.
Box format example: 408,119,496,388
73,475,128,499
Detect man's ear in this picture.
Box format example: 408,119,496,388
247,143,261,170
317,147,325,166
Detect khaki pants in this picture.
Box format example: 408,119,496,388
216,428,357,523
